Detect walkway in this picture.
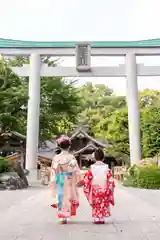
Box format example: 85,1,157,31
0,183,160,240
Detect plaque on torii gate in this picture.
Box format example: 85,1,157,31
76,42,91,72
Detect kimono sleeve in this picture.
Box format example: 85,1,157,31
82,170,93,202
106,169,115,205
70,157,81,183
107,169,115,190
50,157,57,183
49,158,57,199
78,170,92,185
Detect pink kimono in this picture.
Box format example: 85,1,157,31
50,150,80,223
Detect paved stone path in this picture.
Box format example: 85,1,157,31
1,183,160,240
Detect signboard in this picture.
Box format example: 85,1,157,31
76,43,91,71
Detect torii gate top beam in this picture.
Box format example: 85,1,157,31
1,38,160,56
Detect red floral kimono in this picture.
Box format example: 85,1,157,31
79,161,115,223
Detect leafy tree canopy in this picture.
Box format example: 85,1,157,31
0,57,80,141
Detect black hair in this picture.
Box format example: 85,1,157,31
55,147,61,155
58,140,71,150
94,148,104,161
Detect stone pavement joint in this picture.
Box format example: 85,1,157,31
0,183,160,239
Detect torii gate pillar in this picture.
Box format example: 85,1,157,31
25,54,41,178
126,53,141,165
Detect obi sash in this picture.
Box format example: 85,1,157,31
56,172,72,210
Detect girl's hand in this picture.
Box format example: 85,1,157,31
76,182,84,187
90,199,95,207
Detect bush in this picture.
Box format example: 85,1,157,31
128,164,138,177
136,166,160,189
123,165,160,189
0,157,11,173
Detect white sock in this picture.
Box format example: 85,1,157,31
99,218,104,222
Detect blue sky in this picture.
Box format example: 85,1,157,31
1,0,160,95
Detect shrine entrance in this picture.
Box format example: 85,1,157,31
1,38,160,173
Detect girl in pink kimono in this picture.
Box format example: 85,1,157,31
50,136,80,224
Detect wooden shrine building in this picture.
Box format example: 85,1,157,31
0,131,26,155
69,127,108,168
0,131,26,168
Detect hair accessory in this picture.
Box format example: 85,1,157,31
56,136,71,144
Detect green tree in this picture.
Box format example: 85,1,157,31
0,57,28,134
141,106,160,157
39,77,80,140
139,89,160,107
78,82,113,110
0,57,81,141
78,82,126,136
105,108,129,157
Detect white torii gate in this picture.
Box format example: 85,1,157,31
1,38,160,176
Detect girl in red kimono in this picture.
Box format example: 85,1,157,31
77,148,115,224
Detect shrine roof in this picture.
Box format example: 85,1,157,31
0,38,160,48
70,128,108,148
1,131,26,140
74,143,98,155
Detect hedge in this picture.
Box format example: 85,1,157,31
123,165,160,189
136,166,160,189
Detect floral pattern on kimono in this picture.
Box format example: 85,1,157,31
80,164,115,218
50,151,80,219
